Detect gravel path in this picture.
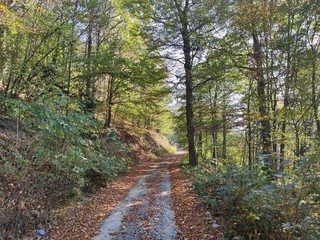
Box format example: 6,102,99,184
37,151,220,240
94,158,179,240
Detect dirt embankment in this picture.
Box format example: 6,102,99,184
0,118,78,239
116,125,174,163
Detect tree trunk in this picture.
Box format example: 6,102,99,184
85,19,94,112
252,34,272,154
247,125,253,168
212,131,218,160
247,78,253,168
280,89,288,170
0,26,4,74
197,111,203,160
280,10,294,168
209,85,219,160
294,124,300,158
66,1,78,97
311,47,320,143
185,57,197,166
104,75,114,128
0,26,5,105
222,97,227,160
179,0,197,166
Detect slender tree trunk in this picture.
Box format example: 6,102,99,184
280,90,288,169
0,27,4,74
311,47,320,143
280,10,294,168
0,26,5,106
197,130,203,160
270,77,278,155
204,130,208,158
263,21,277,156
222,124,227,160
85,23,93,110
222,97,227,160
66,0,78,97
252,34,272,154
105,75,114,128
209,85,219,161
212,131,218,160
294,124,300,158
197,111,203,160
247,79,253,168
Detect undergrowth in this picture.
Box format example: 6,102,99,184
181,157,320,240
0,95,129,238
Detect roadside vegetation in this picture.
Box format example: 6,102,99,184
182,155,320,239
0,96,127,238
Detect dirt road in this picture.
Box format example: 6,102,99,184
46,152,220,239
94,155,178,239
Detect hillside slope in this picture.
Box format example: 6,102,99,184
0,117,173,239
117,124,174,162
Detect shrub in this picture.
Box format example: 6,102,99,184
186,158,320,240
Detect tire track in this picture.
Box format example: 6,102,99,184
94,160,178,240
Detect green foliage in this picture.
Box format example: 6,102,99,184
8,95,128,188
0,96,129,238
185,159,320,239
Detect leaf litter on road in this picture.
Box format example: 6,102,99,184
25,152,221,239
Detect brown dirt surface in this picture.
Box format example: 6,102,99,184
170,154,221,240
23,152,221,239
24,159,157,240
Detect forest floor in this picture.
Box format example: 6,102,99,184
25,152,221,240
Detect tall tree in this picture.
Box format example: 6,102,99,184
130,0,228,166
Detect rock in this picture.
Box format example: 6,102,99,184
212,223,220,229
36,229,46,236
